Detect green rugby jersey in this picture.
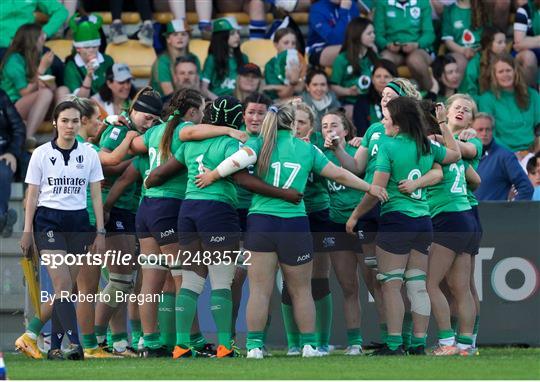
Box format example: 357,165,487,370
76,135,101,226
427,159,471,217
324,143,363,224
376,134,447,218
462,136,482,207
236,125,255,210
174,135,240,206
64,53,114,95
245,130,329,218
304,132,329,214
361,122,389,184
143,120,192,199
99,112,138,212
441,4,482,49
133,154,150,203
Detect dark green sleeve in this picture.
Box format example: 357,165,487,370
374,2,389,50
330,53,346,85
264,57,282,85
63,60,83,92
441,5,452,40
37,0,68,39
201,54,215,83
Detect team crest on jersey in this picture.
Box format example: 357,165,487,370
410,7,421,19
347,65,353,75
462,29,476,46
372,132,381,141
357,75,371,90
76,155,84,169
110,127,121,141
116,220,124,230
49,157,57,166
47,230,55,243
454,20,464,29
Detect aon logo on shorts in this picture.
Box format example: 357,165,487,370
210,236,226,243
297,253,312,262
160,229,175,238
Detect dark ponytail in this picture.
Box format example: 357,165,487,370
159,88,204,162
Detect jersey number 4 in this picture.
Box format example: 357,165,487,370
271,162,301,189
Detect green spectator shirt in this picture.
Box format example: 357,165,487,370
330,52,376,104
374,0,435,51
264,55,280,99
150,53,201,96
441,4,482,49
143,120,192,199
459,53,481,100
245,130,330,218
201,53,248,96
0,0,68,48
0,53,53,103
64,53,114,95
479,88,540,152
376,134,447,218
304,132,330,214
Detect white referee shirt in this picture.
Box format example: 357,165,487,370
25,140,104,210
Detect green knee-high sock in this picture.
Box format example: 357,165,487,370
111,332,128,350
246,331,264,350
379,323,388,343
386,334,403,351
315,294,333,347
402,313,413,350
346,328,363,347
158,292,176,350
82,334,98,349
411,335,426,349
190,332,207,351
27,316,45,338
300,332,317,348
143,332,161,350
281,302,300,349
95,325,107,344
262,315,271,345
175,288,199,348
106,329,113,347
210,289,233,349
130,319,141,349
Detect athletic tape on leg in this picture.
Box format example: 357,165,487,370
405,269,430,316
180,270,206,295
376,268,405,283
208,264,235,290
101,272,133,307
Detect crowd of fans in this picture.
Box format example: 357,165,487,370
0,0,539,236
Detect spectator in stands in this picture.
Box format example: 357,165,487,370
301,68,341,131
0,89,25,238
0,24,56,146
64,14,115,98
373,0,436,92
330,17,378,122
264,28,306,101
431,54,461,102
93,64,137,116
172,56,201,93
473,112,534,201
352,59,398,136
234,63,263,103
484,0,511,33
150,20,200,97
526,153,540,200
307,0,360,67
202,17,248,100
513,0,539,88
478,54,540,153
441,0,487,76
108,0,154,46
459,26,507,101
0,0,68,58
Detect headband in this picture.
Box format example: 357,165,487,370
386,81,406,97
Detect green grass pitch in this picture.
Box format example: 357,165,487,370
4,348,540,380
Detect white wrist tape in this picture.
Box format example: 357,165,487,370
216,148,257,177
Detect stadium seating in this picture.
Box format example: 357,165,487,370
189,39,210,69
44,39,73,62
105,40,156,78
240,39,277,73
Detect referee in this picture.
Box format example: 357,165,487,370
20,100,105,360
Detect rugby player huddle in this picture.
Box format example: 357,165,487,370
16,77,482,361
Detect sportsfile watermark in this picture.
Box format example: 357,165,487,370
40,250,252,269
